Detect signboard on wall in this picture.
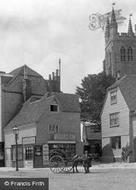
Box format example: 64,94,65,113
22,137,36,145
54,133,76,141
43,144,49,166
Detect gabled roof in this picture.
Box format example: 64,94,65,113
3,65,47,95
5,93,80,130
108,75,136,111
9,65,43,78
7,65,44,86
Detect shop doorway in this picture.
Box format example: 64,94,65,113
24,146,34,168
33,145,43,168
0,142,4,167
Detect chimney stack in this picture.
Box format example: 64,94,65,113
52,72,55,80
49,74,51,80
56,69,59,77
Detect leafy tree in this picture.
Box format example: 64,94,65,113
76,72,115,122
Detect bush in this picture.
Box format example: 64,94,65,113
121,145,132,162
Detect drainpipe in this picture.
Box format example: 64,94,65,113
129,111,134,162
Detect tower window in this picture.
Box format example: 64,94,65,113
128,47,133,61
120,47,126,61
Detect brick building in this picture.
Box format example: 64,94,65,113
0,64,82,167
4,92,81,168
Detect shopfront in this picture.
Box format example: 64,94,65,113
11,142,76,168
11,136,36,168
0,142,4,167
11,144,44,168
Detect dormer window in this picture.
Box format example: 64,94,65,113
110,90,117,105
50,104,58,112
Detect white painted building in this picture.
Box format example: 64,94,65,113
101,75,136,162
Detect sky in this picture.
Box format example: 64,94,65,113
0,0,135,93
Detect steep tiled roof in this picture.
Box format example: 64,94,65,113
7,64,44,86
5,93,80,130
9,65,42,78
108,75,136,111
5,96,45,130
54,93,80,112
4,65,47,95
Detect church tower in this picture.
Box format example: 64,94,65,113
104,6,136,78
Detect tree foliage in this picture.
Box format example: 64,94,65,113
76,72,115,122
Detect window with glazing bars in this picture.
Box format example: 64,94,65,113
110,90,117,105
110,112,120,127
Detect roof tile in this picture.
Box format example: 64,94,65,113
108,75,136,111
5,93,80,130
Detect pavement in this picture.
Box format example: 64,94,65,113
1,163,136,190
1,161,136,172
92,161,136,169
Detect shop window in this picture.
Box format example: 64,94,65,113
50,105,58,112
48,124,59,134
11,145,23,161
110,112,120,127
110,90,117,105
25,147,33,160
111,136,121,149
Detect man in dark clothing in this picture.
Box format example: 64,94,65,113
83,151,92,173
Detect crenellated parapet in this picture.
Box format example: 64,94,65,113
109,32,136,41
105,9,136,44
105,30,136,46
104,6,136,78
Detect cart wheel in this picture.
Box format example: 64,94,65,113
49,155,64,173
61,160,73,173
